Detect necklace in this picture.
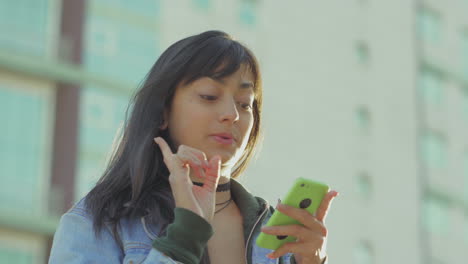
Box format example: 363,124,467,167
192,181,231,192
192,181,232,213
216,199,232,206
215,198,232,214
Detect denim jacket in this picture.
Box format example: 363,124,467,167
49,180,299,264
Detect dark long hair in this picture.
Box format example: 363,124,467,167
85,30,263,249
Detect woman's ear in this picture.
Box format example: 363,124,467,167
160,110,168,130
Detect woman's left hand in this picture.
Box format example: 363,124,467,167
260,190,339,264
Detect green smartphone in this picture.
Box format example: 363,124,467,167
256,178,329,250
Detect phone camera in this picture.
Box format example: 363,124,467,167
299,198,312,209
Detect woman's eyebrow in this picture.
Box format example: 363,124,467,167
209,77,254,90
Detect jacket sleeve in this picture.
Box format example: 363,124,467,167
49,207,213,264
48,208,185,264
151,208,214,264
49,208,124,263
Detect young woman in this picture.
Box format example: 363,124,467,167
49,30,338,264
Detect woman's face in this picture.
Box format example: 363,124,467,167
165,64,255,170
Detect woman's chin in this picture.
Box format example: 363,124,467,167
205,152,238,168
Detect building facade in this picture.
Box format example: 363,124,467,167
0,0,466,263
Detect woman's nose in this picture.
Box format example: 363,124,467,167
219,98,239,123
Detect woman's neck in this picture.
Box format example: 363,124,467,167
189,169,232,206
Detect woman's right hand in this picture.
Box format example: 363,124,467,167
154,137,221,223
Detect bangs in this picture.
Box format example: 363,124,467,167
181,38,259,91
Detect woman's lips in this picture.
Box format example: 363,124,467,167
211,135,234,145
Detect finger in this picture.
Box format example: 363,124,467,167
177,145,209,168
266,237,324,259
315,190,339,223
189,148,209,168
202,155,221,192
177,151,201,168
261,222,325,242
167,163,190,183
154,137,174,162
266,241,304,259
155,137,186,173
176,147,207,179
261,224,307,241
154,138,193,183
275,204,327,236
177,152,206,179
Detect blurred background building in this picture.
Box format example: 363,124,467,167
0,0,467,263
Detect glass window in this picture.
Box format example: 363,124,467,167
356,172,372,200
461,31,468,79
465,214,468,244
239,0,257,26
0,0,52,57
0,247,33,264
464,152,468,203
356,41,370,66
461,87,468,121
355,106,372,134
75,86,130,200
79,0,160,199
0,80,53,215
0,232,44,264
420,68,444,106
431,258,447,264
90,0,161,18
193,0,210,10
422,194,450,235
83,3,160,86
420,130,447,169
353,241,374,264
418,8,442,44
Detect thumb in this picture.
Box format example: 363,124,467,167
203,155,221,192
316,190,339,223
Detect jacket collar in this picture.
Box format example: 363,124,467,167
141,179,271,243
230,179,270,244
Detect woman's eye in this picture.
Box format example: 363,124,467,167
239,103,253,110
200,95,217,101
